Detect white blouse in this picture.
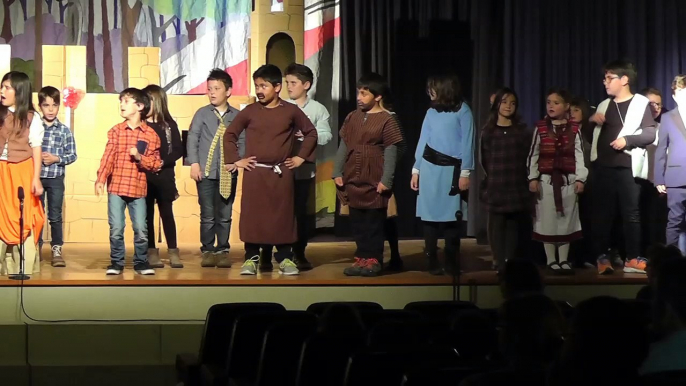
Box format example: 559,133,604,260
0,108,44,160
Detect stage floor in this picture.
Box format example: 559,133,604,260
0,240,648,287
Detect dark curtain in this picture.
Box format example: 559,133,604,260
337,0,472,238
337,0,686,243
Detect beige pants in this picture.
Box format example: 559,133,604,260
0,233,40,276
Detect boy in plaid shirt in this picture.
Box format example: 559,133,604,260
38,86,77,267
96,88,162,275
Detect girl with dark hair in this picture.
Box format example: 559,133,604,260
479,88,531,271
142,85,183,268
0,71,45,276
411,74,474,274
527,89,587,274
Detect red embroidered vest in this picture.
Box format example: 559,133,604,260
536,119,578,175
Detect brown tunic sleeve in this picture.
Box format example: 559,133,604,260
223,108,250,164
292,104,318,163
382,113,403,147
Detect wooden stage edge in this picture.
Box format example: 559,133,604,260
0,240,647,287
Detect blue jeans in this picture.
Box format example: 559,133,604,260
197,176,236,253
108,194,148,266
39,175,65,247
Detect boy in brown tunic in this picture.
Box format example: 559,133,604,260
223,64,317,276
333,73,403,276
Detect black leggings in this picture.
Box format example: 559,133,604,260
385,218,400,259
423,221,460,256
146,197,177,249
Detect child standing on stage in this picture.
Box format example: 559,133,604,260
96,88,161,275
38,86,77,267
224,64,317,276
589,59,656,275
142,85,183,269
0,71,45,276
333,73,404,277
479,88,531,271
187,69,243,269
260,63,332,271
527,89,587,274
411,74,475,275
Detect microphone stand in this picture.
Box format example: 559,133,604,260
453,210,462,301
9,192,29,281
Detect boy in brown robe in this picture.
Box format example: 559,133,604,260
333,73,404,276
223,64,317,276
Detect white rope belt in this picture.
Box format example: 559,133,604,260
255,163,282,175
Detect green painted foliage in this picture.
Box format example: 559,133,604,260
140,0,251,21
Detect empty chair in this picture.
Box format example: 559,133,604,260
307,301,382,316
402,365,485,386
367,320,428,349
450,309,497,364
404,300,478,320
344,347,461,386
360,309,422,329
555,300,575,320
256,317,318,386
296,332,366,386
176,302,285,386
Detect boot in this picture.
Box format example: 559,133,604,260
168,248,183,268
260,248,274,271
426,250,443,275
293,249,313,271
201,251,217,267
444,247,460,275
216,251,232,268
148,248,164,268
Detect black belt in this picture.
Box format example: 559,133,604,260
422,145,464,197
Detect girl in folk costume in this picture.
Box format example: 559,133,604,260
411,74,475,275
142,85,184,269
479,88,531,271
527,89,588,274
0,71,46,276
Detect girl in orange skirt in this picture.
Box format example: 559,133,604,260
0,71,46,276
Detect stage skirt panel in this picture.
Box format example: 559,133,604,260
0,159,46,245
532,174,582,243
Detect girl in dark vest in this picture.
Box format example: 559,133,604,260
479,88,531,271
142,85,183,268
527,89,588,274
0,71,46,276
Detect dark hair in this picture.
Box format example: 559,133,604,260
570,96,591,121
357,72,392,107
427,73,463,112
603,59,638,87
119,88,151,119
207,68,233,90
656,259,686,324
253,64,283,86
1,71,34,135
38,86,61,106
640,87,663,98
546,88,572,104
487,87,522,128
142,84,174,129
284,63,314,91
498,259,544,300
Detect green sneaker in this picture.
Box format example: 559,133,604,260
240,255,260,275
279,258,300,276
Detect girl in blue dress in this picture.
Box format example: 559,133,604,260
411,74,475,275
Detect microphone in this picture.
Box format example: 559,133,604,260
18,186,24,201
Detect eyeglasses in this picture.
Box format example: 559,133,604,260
602,76,620,84
650,102,663,108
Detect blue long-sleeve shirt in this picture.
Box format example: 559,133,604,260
41,118,77,178
412,105,475,176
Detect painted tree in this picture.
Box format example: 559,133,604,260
146,5,176,47
185,17,203,43
45,0,53,14
58,0,68,23
1,0,16,43
121,0,143,88
18,0,26,21
34,0,43,89
87,0,95,68
101,0,114,91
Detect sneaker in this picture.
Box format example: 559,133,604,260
134,262,155,275
279,258,300,276
612,256,624,268
597,255,614,275
624,257,648,274
51,245,66,267
361,258,382,277
343,257,366,276
240,255,260,275
215,251,232,268
201,251,217,267
106,265,123,275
